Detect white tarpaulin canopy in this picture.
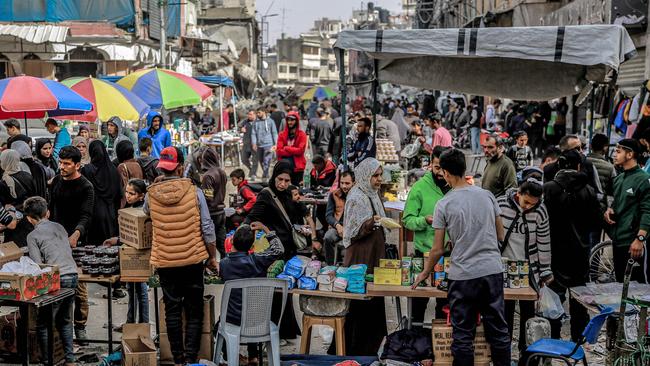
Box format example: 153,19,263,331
334,25,637,100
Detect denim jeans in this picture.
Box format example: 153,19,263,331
159,263,205,364
127,282,150,323
470,127,482,154
253,146,274,178
38,273,78,363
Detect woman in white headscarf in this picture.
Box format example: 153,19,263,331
0,149,36,247
339,157,388,356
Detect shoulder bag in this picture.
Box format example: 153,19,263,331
264,188,308,250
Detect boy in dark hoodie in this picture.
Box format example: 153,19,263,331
137,137,161,185
138,111,172,158
201,148,228,257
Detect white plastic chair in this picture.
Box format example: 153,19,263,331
213,278,288,366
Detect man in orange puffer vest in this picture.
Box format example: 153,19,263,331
144,146,218,365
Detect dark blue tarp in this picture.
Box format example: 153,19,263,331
0,0,135,26
280,354,378,366
99,75,236,88
166,2,181,38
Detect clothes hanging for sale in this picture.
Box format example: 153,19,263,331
614,99,630,134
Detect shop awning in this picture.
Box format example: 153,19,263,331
334,25,637,100
0,23,68,44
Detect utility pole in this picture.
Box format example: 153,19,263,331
160,0,167,68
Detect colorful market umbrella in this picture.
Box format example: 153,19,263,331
58,77,150,122
0,75,93,134
300,86,338,101
117,68,212,110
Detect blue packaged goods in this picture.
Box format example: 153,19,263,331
347,264,368,276
336,267,348,278
277,273,296,289
284,255,310,278
298,276,318,290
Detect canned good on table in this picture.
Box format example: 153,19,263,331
520,274,530,288
507,261,519,275
508,274,521,289
501,257,509,272
519,260,529,275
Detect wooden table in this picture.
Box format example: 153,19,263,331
1,288,75,366
78,273,120,353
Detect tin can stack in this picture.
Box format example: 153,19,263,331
503,258,529,288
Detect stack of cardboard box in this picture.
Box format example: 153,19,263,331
118,208,152,280
158,295,215,364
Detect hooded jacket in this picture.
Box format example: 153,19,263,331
544,169,600,286
116,140,144,208
137,155,161,185
402,171,446,253
138,111,172,158
251,117,278,148
103,117,130,160
276,112,307,172
200,148,227,217
497,188,552,291
310,160,337,189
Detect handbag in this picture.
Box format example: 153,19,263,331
265,188,309,250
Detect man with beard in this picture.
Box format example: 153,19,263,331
544,150,600,340
138,111,172,158
49,146,95,344
276,112,308,185
605,139,650,283
403,146,451,326
347,117,376,167
322,171,355,265
481,135,517,198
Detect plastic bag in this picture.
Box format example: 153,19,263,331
537,286,565,320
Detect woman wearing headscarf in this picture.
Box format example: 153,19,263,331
340,157,388,355
12,141,48,201
72,136,91,167
35,138,57,178
77,124,90,139
244,160,302,340
115,140,143,208
0,149,36,247
81,140,122,245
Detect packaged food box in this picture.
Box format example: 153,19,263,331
0,242,60,301
374,267,401,285
379,259,401,269
118,208,152,249
432,320,491,363
119,246,151,280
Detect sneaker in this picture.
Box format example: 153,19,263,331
114,323,124,332
113,288,127,299
74,328,88,346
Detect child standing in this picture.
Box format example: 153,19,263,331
25,196,78,366
507,131,533,173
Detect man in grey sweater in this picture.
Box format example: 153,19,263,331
251,107,278,179
26,196,79,365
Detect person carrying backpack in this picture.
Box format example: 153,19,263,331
137,137,161,185
543,149,600,341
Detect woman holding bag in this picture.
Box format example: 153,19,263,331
244,160,303,340
276,111,307,186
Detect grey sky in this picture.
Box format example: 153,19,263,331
256,0,402,45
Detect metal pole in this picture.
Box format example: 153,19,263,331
159,0,167,68
219,85,225,167
338,48,348,169
372,59,379,138
589,84,595,153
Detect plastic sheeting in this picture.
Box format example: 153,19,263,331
334,25,637,100
0,0,135,26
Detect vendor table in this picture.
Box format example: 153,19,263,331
78,273,120,354
0,288,75,366
205,140,242,167
291,284,536,329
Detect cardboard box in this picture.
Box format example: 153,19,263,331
119,246,151,280
159,295,215,334
122,323,156,366
374,267,401,285
0,242,60,301
431,321,491,362
118,208,152,249
379,259,401,269
159,332,213,364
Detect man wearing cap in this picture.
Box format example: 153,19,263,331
605,139,650,283
45,118,72,160
143,146,218,365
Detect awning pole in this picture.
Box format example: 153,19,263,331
219,85,225,167
588,84,595,153
338,48,348,169
372,59,379,138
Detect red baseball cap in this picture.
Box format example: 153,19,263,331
157,147,180,171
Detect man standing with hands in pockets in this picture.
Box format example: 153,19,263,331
413,148,511,366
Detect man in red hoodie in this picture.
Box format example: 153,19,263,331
276,111,308,185
228,169,257,228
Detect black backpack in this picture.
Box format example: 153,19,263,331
380,328,433,363
138,158,161,185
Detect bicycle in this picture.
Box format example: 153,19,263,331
589,240,616,283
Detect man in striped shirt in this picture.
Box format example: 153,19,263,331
0,205,16,230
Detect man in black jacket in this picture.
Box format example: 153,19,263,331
543,150,600,341
543,135,602,195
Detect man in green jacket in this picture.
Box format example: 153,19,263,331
605,139,650,283
403,145,450,325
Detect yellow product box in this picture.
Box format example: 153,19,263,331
374,267,401,285
379,259,401,269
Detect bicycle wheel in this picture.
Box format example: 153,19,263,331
589,240,615,283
